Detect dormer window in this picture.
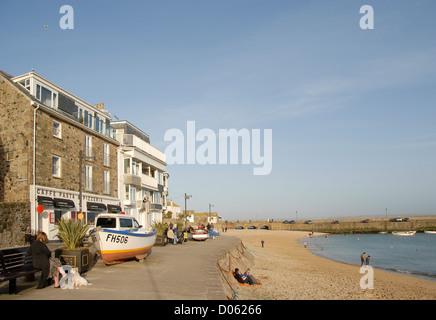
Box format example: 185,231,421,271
18,79,31,91
36,83,58,108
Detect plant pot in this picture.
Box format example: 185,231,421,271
55,248,90,274
154,234,167,247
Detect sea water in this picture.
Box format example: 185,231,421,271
303,233,436,281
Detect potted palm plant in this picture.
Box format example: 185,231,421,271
54,218,90,273
151,221,168,246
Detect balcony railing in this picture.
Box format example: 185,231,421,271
117,133,165,163
141,174,158,189
73,112,115,139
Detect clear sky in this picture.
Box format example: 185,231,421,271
1,0,436,220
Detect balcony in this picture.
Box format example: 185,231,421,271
123,173,158,190
117,134,165,163
124,174,142,187
150,203,162,210
141,174,158,189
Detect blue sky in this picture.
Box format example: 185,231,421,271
1,0,436,220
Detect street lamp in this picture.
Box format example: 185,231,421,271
184,193,192,230
209,203,214,224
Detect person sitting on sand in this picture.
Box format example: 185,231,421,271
244,268,261,285
233,268,254,285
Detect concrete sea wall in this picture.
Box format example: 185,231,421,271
218,216,436,234
216,239,254,300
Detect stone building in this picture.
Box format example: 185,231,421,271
0,69,120,246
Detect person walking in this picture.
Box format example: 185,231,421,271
366,255,371,266
261,239,264,248
360,252,366,266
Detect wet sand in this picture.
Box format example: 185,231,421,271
225,229,436,300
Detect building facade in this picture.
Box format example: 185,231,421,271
0,70,121,245
112,120,168,229
166,200,181,220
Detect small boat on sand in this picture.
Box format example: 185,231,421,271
90,213,157,265
392,231,416,236
191,229,209,241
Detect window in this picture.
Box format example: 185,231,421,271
6,151,14,161
36,83,57,108
103,143,110,167
154,192,161,204
82,110,94,129
132,160,140,176
86,111,94,129
125,185,136,201
103,170,110,194
84,110,88,126
96,217,116,228
119,218,133,228
52,155,61,177
53,120,61,138
142,189,149,202
85,135,93,158
19,79,31,91
130,185,136,201
124,158,131,174
85,165,92,191
124,158,140,175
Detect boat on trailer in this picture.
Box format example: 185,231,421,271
90,213,157,265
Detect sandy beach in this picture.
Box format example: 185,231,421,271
225,229,436,300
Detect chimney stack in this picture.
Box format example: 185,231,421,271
94,103,105,110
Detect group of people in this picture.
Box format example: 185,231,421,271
360,252,371,266
232,268,261,285
166,223,185,245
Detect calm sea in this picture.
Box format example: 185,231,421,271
303,233,436,281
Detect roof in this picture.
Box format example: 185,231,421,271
111,120,150,143
0,69,38,103
167,201,180,207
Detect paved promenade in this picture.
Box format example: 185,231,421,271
0,235,240,300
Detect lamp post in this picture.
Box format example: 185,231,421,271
209,203,214,224
184,193,192,230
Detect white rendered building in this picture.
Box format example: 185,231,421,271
112,121,168,229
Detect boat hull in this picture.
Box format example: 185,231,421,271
192,230,208,241
424,230,436,234
392,231,416,236
92,228,157,265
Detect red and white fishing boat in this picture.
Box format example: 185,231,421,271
90,213,156,265
191,228,209,241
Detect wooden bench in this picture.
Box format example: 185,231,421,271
0,246,40,294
